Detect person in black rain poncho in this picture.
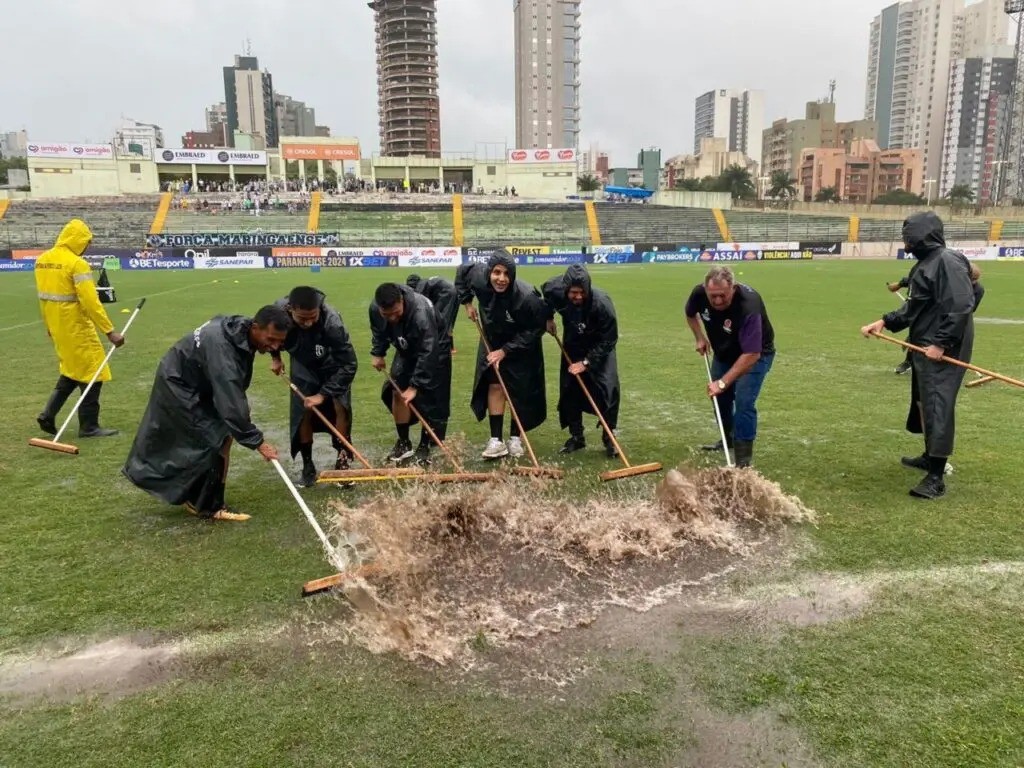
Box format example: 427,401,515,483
455,249,548,459
270,286,358,487
406,273,459,353
541,264,621,457
369,282,452,466
861,211,977,500
122,307,291,521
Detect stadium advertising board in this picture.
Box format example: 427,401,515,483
460,247,525,265
280,144,360,161
147,233,338,248
507,245,551,256
156,148,267,166
192,254,264,270
13,249,44,260
587,244,635,255
717,241,799,252
898,246,999,260
120,255,194,270
761,249,814,261
0,258,34,273
586,252,644,264
522,254,586,266
508,148,578,164
799,242,842,255
998,246,1024,260
170,247,269,261
266,249,358,268
27,142,114,160
343,254,398,268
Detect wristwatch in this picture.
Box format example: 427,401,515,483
716,379,726,391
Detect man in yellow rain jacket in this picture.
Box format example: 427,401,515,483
35,219,125,438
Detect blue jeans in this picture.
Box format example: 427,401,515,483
711,353,775,442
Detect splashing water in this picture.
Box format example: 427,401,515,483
321,463,815,664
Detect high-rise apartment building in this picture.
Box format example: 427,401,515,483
762,101,877,180
205,103,227,133
865,0,1008,182
368,0,442,158
693,89,763,170
223,55,278,148
514,0,581,149
940,56,1015,201
274,94,318,138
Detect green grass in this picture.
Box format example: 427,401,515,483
2,261,1024,766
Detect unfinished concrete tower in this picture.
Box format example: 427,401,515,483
368,0,442,158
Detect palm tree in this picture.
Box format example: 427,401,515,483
674,178,702,191
946,184,975,211
577,173,601,192
768,170,798,199
718,164,756,200
814,187,839,203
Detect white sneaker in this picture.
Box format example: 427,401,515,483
944,462,954,475
482,437,509,459
507,436,525,457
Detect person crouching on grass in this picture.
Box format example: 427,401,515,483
122,307,290,522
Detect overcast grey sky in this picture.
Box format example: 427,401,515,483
3,0,880,164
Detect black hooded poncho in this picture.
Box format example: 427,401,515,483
369,284,452,427
454,250,548,431
883,212,975,457
273,292,358,458
541,264,621,430
407,275,459,335
122,316,264,505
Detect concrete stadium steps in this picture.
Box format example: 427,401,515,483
0,197,161,249
462,204,589,246
596,205,722,244
998,220,1024,239
162,209,309,234
723,210,852,242
316,206,454,245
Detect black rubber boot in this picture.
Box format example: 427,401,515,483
560,434,586,454
909,473,946,499
78,383,118,438
37,376,78,434
733,439,754,468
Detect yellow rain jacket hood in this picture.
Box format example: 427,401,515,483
35,219,115,383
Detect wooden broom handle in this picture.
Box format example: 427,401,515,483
871,331,1024,389
549,330,632,468
381,370,465,472
284,379,372,469
471,313,542,469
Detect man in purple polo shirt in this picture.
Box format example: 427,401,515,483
684,266,776,468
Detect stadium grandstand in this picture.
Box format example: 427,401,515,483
0,192,1016,250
